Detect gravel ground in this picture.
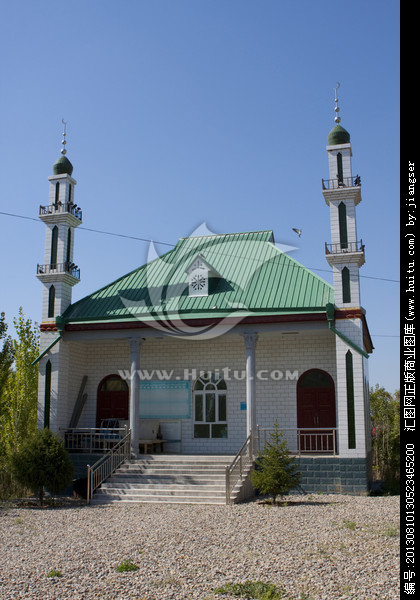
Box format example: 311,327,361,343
0,494,399,600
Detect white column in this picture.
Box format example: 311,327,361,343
129,338,142,457
243,333,258,436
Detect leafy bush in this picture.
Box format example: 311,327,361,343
116,560,139,572
46,570,62,578
251,423,301,504
11,428,73,505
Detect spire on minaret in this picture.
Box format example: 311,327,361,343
334,82,341,123
61,118,68,155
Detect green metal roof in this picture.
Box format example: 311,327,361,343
63,230,333,324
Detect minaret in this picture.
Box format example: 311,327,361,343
322,83,365,307
36,121,82,323
322,85,371,464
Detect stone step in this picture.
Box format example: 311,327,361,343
101,481,225,491
109,476,225,485
92,454,236,505
92,494,227,505
98,485,226,496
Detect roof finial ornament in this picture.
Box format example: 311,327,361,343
61,118,68,155
334,82,341,124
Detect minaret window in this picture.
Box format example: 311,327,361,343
48,285,55,318
345,350,356,449
337,152,343,184
55,182,60,206
44,360,52,429
50,226,58,268
66,228,72,264
338,202,348,249
342,267,351,303
68,184,72,205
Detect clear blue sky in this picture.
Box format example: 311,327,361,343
0,0,400,392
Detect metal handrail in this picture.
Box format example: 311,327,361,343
258,427,338,456
37,262,81,280
325,240,365,255
63,427,127,453
86,430,131,504
322,176,361,190
225,431,256,504
39,202,82,221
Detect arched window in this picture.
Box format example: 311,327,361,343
100,375,129,392
342,266,351,303
44,360,52,429
50,226,58,268
66,228,72,263
68,183,72,205
193,372,227,438
48,285,55,318
55,182,60,205
346,351,356,449
338,202,348,249
337,152,343,183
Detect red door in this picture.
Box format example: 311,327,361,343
96,375,129,427
297,370,336,453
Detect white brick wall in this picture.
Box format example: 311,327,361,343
37,327,371,455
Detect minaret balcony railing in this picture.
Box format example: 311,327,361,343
322,176,361,190
37,262,81,280
39,202,82,221
325,240,365,255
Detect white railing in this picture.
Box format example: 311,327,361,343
86,430,131,504
225,432,257,504
63,428,127,453
257,427,338,455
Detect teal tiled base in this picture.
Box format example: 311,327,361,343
294,457,369,494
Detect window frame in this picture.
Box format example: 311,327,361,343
193,373,228,439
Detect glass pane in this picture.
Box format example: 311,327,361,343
218,394,227,422
101,377,128,392
217,379,227,390
195,394,203,421
194,379,204,391
212,424,228,438
299,370,333,388
194,424,210,438
206,393,216,422
205,383,216,390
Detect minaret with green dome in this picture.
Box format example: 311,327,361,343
322,85,371,461
322,84,365,307
36,121,82,323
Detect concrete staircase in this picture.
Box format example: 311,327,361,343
91,455,235,505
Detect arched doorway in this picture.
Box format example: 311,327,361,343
96,374,129,427
297,369,336,453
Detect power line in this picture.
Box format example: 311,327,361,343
0,210,400,283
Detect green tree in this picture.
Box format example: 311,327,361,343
0,312,14,436
370,385,400,492
1,308,39,455
251,423,301,504
11,428,74,505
